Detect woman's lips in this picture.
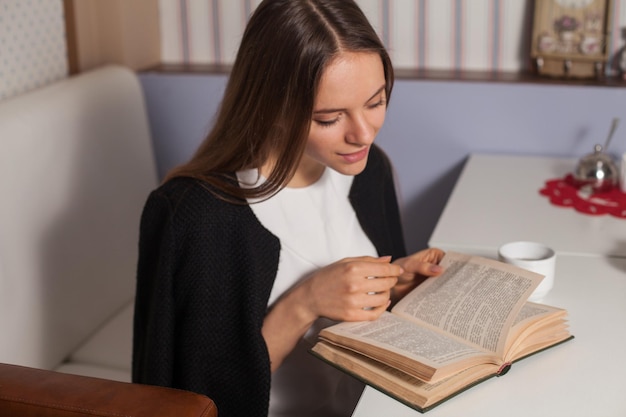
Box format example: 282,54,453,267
339,147,369,163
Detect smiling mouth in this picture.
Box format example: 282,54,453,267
339,147,369,163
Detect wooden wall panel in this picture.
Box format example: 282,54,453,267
64,0,161,74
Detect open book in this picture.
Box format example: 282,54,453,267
311,251,573,413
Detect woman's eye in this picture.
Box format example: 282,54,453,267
315,118,339,127
368,99,386,109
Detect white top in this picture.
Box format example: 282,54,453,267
237,167,378,417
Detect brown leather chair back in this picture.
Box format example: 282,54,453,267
0,363,217,417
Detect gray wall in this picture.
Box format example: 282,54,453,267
139,72,626,253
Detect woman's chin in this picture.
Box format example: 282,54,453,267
331,158,369,177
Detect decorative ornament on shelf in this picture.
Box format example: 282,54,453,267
530,0,613,79
554,15,580,32
554,15,580,53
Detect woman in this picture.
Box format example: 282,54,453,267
132,1,444,416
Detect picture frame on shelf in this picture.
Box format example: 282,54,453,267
530,0,613,79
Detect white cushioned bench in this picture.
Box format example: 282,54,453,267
0,65,158,382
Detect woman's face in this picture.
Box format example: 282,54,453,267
291,51,387,187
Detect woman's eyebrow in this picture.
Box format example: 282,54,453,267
313,85,386,115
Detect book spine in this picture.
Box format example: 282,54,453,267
497,362,512,376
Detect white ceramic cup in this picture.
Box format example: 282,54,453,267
497,241,556,302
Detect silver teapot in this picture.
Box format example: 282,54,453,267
572,118,620,193
573,144,618,192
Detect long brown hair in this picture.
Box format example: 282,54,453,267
166,0,394,201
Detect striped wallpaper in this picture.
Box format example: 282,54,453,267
2,0,626,101
159,0,626,73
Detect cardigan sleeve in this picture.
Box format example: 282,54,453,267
132,187,177,387
132,179,278,417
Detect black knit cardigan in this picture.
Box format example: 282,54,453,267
132,145,407,417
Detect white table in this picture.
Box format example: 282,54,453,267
352,154,626,417
429,154,626,259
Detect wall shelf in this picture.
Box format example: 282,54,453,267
142,63,626,88
394,68,626,87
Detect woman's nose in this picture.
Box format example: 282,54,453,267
346,113,376,145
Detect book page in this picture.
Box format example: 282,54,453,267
392,252,543,355
512,302,559,327
311,341,497,412
504,302,570,359
323,312,487,368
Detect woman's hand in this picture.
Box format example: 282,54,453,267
299,256,404,322
391,248,446,303
262,256,403,371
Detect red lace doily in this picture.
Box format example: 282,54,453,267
539,174,626,218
